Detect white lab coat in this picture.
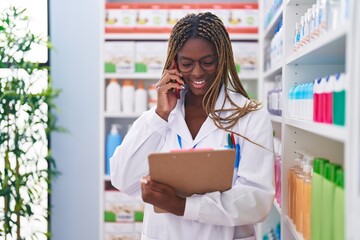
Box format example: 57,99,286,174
111,86,275,240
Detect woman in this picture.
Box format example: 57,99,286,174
111,12,274,240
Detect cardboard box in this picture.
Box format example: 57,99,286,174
231,42,258,77
135,42,167,73
104,41,135,73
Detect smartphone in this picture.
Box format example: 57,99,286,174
174,57,181,99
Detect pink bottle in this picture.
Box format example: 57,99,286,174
324,75,335,124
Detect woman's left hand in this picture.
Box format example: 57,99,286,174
140,176,185,216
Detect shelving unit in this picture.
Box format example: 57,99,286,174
259,0,359,239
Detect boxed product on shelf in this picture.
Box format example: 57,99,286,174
105,4,137,28
104,41,135,73
228,5,258,29
136,4,168,28
105,191,144,223
135,41,167,73
231,42,258,77
105,232,136,240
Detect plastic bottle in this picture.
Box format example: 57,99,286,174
288,85,296,118
135,81,148,113
333,73,346,126
321,162,341,240
288,153,302,220
293,22,301,52
311,157,329,240
333,168,345,240
295,160,305,233
325,75,336,124
106,79,121,112
307,81,314,121
122,80,135,113
105,124,123,175
303,163,313,240
274,75,282,116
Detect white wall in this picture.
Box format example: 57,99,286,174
49,0,102,239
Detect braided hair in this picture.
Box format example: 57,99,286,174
164,12,263,146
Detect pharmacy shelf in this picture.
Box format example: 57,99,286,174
263,62,282,80
286,26,348,65
105,73,160,80
270,115,283,124
104,175,111,181
285,118,347,143
264,4,283,39
284,216,304,240
273,200,281,215
104,112,142,118
286,0,315,5
105,33,259,41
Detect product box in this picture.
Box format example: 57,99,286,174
105,191,144,223
105,6,137,28
135,41,167,74
104,41,135,73
231,42,258,77
228,7,259,28
105,232,136,240
136,4,168,28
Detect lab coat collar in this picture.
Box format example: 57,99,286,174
168,85,230,147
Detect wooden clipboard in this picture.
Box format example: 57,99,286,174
148,148,235,213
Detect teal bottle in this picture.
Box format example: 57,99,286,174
311,158,329,240
105,124,122,175
334,168,345,240
333,73,346,126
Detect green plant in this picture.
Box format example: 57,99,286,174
0,6,63,239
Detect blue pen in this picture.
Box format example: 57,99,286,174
233,140,241,185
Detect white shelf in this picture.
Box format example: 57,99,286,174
263,62,282,80
273,200,281,215
271,115,283,124
104,112,142,118
286,26,348,65
264,4,283,39
105,33,259,41
285,118,347,143
286,0,315,5
105,73,160,80
104,175,111,181
284,216,304,240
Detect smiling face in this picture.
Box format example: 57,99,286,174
176,37,218,99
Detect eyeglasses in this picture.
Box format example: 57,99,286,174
176,56,218,73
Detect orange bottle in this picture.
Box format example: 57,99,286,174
295,160,305,233
303,164,313,240
288,154,302,221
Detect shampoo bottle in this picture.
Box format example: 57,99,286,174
135,81,148,113
322,162,341,240
311,157,329,240
106,79,121,112
333,73,346,126
303,163,313,240
105,124,122,175
333,168,345,240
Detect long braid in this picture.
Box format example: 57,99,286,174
165,12,265,148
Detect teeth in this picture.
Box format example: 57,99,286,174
193,80,205,85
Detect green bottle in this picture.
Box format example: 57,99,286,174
311,158,329,240
321,162,341,240
333,73,346,126
334,168,345,240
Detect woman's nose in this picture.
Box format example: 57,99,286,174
191,61,205,76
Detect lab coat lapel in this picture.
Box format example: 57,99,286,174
168,97,193,147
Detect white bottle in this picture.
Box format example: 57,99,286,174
106,79,121,112
135,81,148,113
122,80,135,113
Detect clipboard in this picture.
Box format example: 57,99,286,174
148,148,235,213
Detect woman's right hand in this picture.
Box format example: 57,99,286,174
155,61,184,121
